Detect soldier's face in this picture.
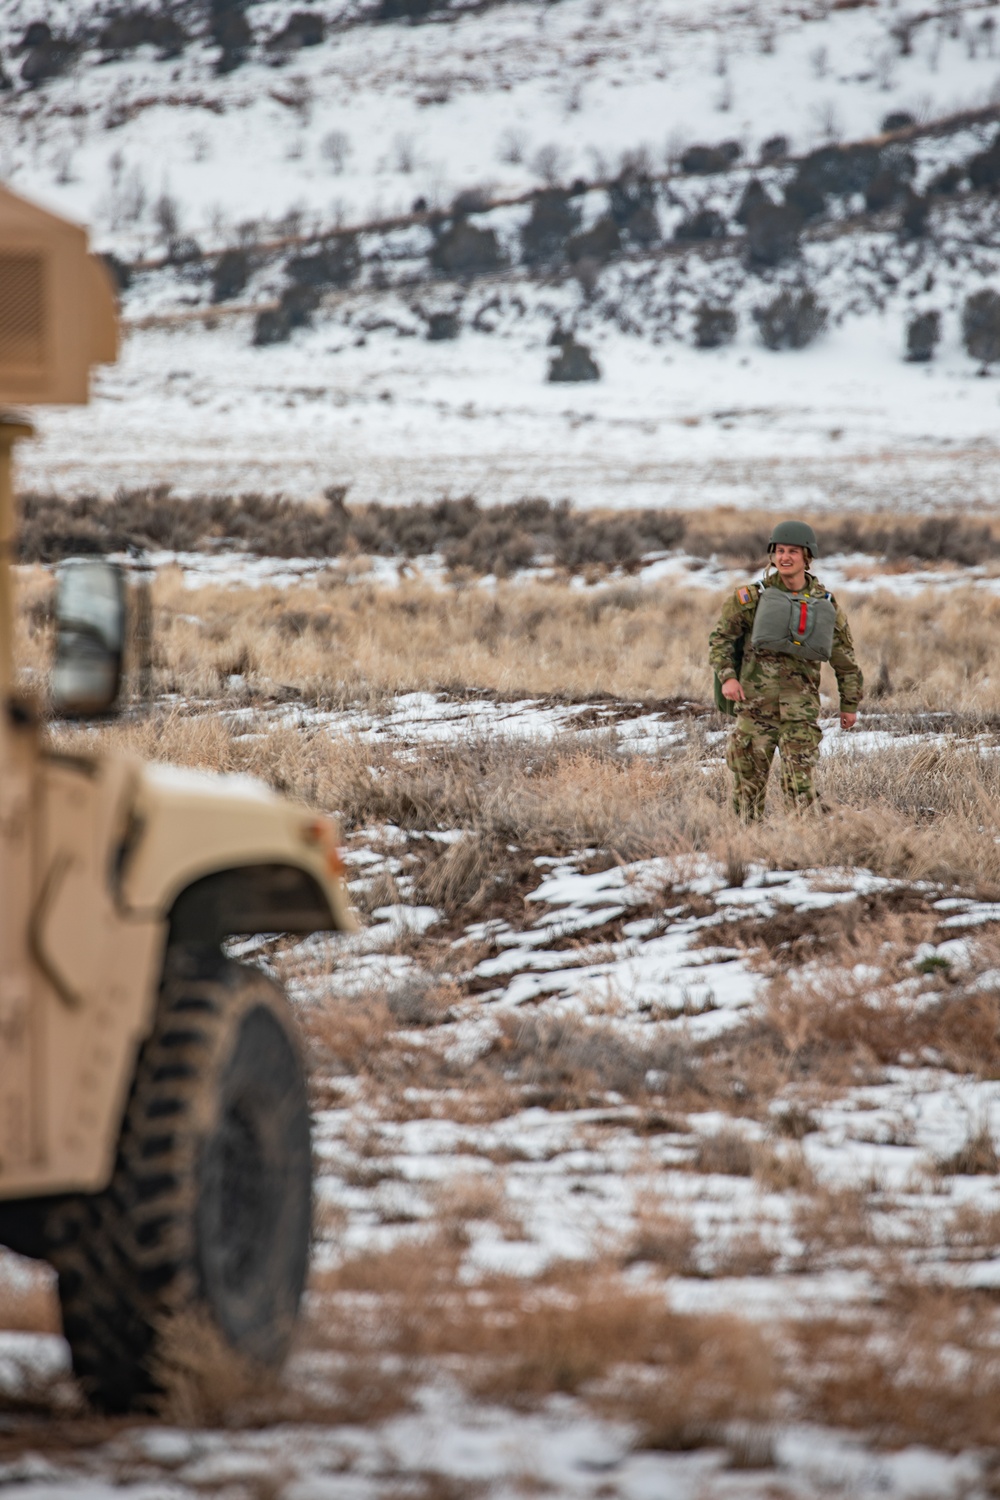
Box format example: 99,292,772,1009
773,544,807,580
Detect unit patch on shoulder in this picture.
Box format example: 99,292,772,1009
737,586,755,606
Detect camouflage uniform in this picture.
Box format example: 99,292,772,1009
708,572,863,821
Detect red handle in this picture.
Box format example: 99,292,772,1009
798,602,808,636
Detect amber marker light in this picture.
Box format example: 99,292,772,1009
300,817,348,879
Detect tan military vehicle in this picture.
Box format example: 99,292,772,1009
0,186,356,1412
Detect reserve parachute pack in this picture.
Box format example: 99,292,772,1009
750,584,837,663
713,579,837,715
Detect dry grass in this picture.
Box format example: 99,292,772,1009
792,1184,875,1261
620,1197,698,1275
794,1287,1000,1450
313,1235,776,1434
937,1118,1000,1176
760,968,1000,1084
153,1311,274,1426
26,534,1000,896
20,530,1000,715
43,703,1000,898
299,916,1000,1129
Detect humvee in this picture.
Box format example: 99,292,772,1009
0,184,355,1411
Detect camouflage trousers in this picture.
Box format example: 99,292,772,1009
725,713,822,822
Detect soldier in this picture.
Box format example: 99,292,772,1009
708,520,862,822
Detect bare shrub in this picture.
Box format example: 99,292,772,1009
433,1173,512,1246
693,302,736,348
679,144,732,175
962,288,1000,371
313,1237,775,1425
531,142,567,186
753,289,826,350
287,234,360,290
392,132,417,173
744,200,801,267
905,309,940,362
707,1227,780,1277
415,830,524,913
566,216,621,264
674,207,726,241
320,130,352,173
385,975,456,1028
755,946,1000,1086
497,127,528,165
547,338,600,382
211,247,248,303
948,1202,1000,1247
430,222,503,277
968,129,1000,191
520,189,581,265
153,190,181,246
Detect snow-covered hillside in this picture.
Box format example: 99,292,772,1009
5,0,1000,504
5,0,1000,246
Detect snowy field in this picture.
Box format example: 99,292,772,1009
18,308,1000,508
7,0,1000,244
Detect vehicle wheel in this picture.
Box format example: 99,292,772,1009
46,947,312,1413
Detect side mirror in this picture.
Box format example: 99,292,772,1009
51,559,126,717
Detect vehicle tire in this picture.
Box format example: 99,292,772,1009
46,946,312,1413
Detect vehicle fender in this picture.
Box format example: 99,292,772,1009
119,762,358,935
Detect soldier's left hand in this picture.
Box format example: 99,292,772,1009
840,712,857,730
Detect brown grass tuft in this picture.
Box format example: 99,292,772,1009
621,1197,698,1275
937,1118,1000,1176
795,1288,1000,1450
153,1311,275,1426
792,1184,875,1261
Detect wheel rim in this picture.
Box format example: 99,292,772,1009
196,1002,311,1363
215,1095,274,1295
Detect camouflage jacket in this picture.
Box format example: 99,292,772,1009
708,572,863,715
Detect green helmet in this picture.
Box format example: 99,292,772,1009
768,520,817,557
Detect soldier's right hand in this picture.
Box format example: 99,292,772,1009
721,678,746,703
